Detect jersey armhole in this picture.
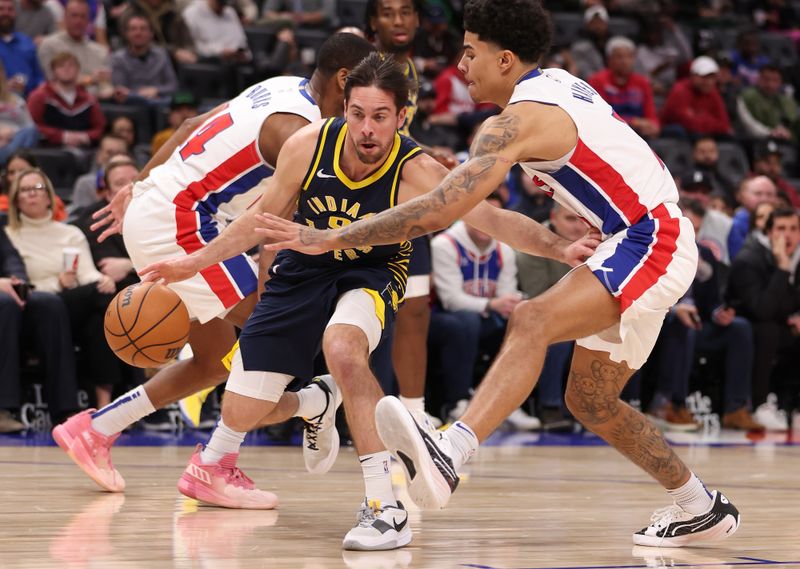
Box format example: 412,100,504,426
301,118,335,190
389,146,423,208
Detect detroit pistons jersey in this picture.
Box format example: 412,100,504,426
290,117,420,287
509,68,679,236
148,76,320,229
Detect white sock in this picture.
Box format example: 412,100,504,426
447,421,479,470
294,382,328,419
200,418,246,464
399,395,425,415
668,472,713,515
91,386,156,436
359,451,396,507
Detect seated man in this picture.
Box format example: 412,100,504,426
430,192,540,430
727,207,800,431
70,133,129,212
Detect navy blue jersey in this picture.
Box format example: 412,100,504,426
288,117,421,294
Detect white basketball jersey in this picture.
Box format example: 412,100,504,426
147,76,321,224
509,68,679,236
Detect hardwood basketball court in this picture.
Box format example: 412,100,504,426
1,428,799,569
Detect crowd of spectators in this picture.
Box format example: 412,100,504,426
1,0,800,436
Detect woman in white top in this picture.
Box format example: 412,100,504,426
5,168,121,408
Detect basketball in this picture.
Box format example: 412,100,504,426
104,282,190,368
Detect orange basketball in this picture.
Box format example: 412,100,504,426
104,282,190,368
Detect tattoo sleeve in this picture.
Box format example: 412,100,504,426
336,114,522,248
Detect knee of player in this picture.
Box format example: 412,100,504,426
564,372,623,425
322,333,370,383
508,298,553,338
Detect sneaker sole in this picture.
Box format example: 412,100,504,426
632,513,740,547
52,424,125,493
342,527,412,551
375,397,451,510
177,474,279,510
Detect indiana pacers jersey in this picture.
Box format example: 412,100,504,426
290,117,421,287
398,57,419,136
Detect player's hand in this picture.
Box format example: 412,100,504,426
138,255,201,284
91,183,133,242
255,213,335,255
560,227,601,266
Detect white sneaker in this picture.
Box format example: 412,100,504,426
342,499,412,551
753,394,789,431
446,399,469,424
633,490,740,547
505,408,541,431
302,375,342,474
375,396,459,510
407,409,442,430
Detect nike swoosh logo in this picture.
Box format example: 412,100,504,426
393,517,407,532
359,457,371,463
316,169,337,179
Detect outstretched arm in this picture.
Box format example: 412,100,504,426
463,202,601,265
257,113,524,252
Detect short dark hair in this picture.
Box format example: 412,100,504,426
760,64,782,76
121,11,152,34
463,0,552,64
678,197,706,219
345,52,414,114
364,0,422,40
316,32,376,77
765,207,799,233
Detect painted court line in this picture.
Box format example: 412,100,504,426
461,557,796,569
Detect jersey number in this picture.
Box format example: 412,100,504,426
179,112,234,160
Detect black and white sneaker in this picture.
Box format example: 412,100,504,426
633,491,740,547
375,396,459,510
302,375,342,474
342,499,412,551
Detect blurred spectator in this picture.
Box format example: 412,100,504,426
728,175,777,260
751,139,800,208
512,166,553,223
5,168,118,407
736,64,798,142
750,0,798,31
516,202,587,430
651,199,762,432
0,0,44,96
691,136,738,198
660,56,732,138
727,207,800,430
183,0,250,64
123,0,196,64
47,0,108,45
0,149,67,221
412,3,461,80
252,27,302,79
0,219,79,430
729,29,769,87
110,12,177,106
543,46,578,76
589,36,660,139
16,0,57,45
571,5,610,80
406,81,460,152
38,0,111,96
70,133,128,211
262,0,335,28
679,169,734,264
0,62,39,165
430,194,540,430
27,51,106,147
151,91,198,154
635,14,692,97
108,114,136,147
74,155,139,290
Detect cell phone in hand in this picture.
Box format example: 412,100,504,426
12,282,33,302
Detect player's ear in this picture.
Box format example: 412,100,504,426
498,49,515,73
336,68,348,91
396,105,407,130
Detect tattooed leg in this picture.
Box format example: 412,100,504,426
565,346,690,489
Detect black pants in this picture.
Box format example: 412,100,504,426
59,284,122,388
0,291,79,418
751,321,800,411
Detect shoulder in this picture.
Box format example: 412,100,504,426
277,119,327,162
398,151,447,189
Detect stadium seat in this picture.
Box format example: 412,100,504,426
717,141,751,183
758,32,798,67
608,16,639,40
244,26,276,57
178,63,232,100
551,12,583,46
100,103,154,147
648,137,693,175
338,0,368,27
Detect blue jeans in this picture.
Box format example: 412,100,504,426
695,316,754,413
0,126,39,164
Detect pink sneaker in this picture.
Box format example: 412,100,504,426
52,409,125,492
177,445,279,509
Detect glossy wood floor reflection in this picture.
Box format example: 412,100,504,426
1,444,799,569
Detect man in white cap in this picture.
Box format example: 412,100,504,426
660,55,731,138
570,4,609,79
